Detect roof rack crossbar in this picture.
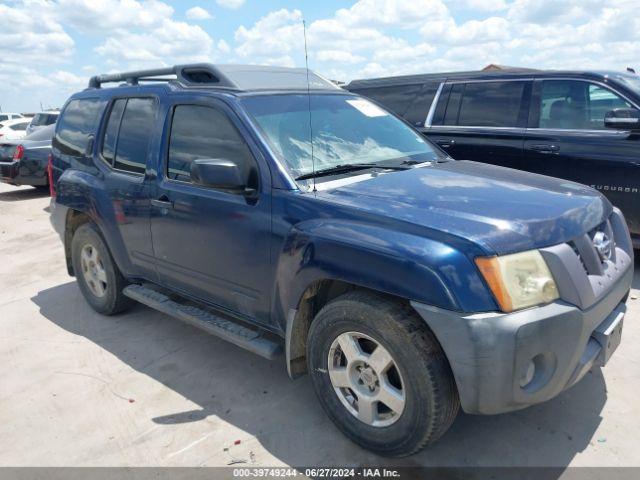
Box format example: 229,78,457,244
88,64,240,89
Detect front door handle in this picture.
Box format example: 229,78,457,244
529,144,560,154
151,196,173,209
436,139,455,149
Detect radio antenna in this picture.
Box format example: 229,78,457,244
302,19,316,192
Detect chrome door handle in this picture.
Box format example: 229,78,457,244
436,139,455,149
151,197,173,209
529,144,560,153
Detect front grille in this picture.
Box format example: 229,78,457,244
571,218,616,277
539,208,633,310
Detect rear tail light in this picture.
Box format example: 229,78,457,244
13,145,24,160
47,153,56,198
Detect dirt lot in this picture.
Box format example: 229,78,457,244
1,182,639,468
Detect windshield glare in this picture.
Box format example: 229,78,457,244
242,94,441,179
614,73,640,96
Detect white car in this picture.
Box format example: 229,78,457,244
0,118,31,141
26,111,59,135
0,112,25,123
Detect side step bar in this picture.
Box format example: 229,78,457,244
123,284,282,360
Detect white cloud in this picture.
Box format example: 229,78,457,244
216,0,245,10
334,0,449,28
56,0,174,33
186,6,212,20
95,19,215,65
217,39,231,54
0,2,74,65
235,9,303,59
421,16,509,45
448,0,508,12
316,51,366,64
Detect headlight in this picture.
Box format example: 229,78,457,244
475,250,559,312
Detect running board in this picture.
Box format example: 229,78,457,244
123,284,282,360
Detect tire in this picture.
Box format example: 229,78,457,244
307,291,459,457
71,223,133,315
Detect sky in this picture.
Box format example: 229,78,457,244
1,0,639,112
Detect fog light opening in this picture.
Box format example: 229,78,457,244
520,360,536,388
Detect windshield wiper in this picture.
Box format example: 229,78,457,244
295,163,409,181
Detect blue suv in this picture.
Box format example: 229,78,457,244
49,64,634,456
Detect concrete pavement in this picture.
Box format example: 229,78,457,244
1,182,639,467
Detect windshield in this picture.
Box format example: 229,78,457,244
612,73,640,96
242,94,442,179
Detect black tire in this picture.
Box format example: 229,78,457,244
307,291,459,457
71,223,133,315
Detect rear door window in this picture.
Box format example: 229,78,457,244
53,98,105,157
101,99,126,165
103,98,156,174
445,81,527,128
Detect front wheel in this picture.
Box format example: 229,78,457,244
307,291,459,457
71,223,133,315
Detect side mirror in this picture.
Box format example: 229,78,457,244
190,158,251,194
604,108,640,130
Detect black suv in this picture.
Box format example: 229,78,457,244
347,70,640,248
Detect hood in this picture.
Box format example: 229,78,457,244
315,160,611,255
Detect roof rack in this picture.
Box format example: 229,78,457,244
87,63,239,89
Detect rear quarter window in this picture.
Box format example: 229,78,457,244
350,84,423,120
53,98,105,157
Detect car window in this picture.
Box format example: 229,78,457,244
11,122,29,131
243,94,442,179
101,99,126,165
0,115,7,122
403,82,440,127
167,104,256,184
448,81,526,128
350,83,440,128
53,98,105,157
443,83,464,126
112,98,156,174
538,80,635,130
32,113,58,126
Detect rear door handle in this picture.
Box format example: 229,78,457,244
436,139,455,149
529,144,560,154
151,196,173,209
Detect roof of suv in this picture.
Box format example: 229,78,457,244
347,69,636,89
87,63,341,94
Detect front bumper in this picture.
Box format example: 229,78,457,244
411,264,632,415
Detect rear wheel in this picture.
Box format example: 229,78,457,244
307,291,459,457
71,223,133,315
